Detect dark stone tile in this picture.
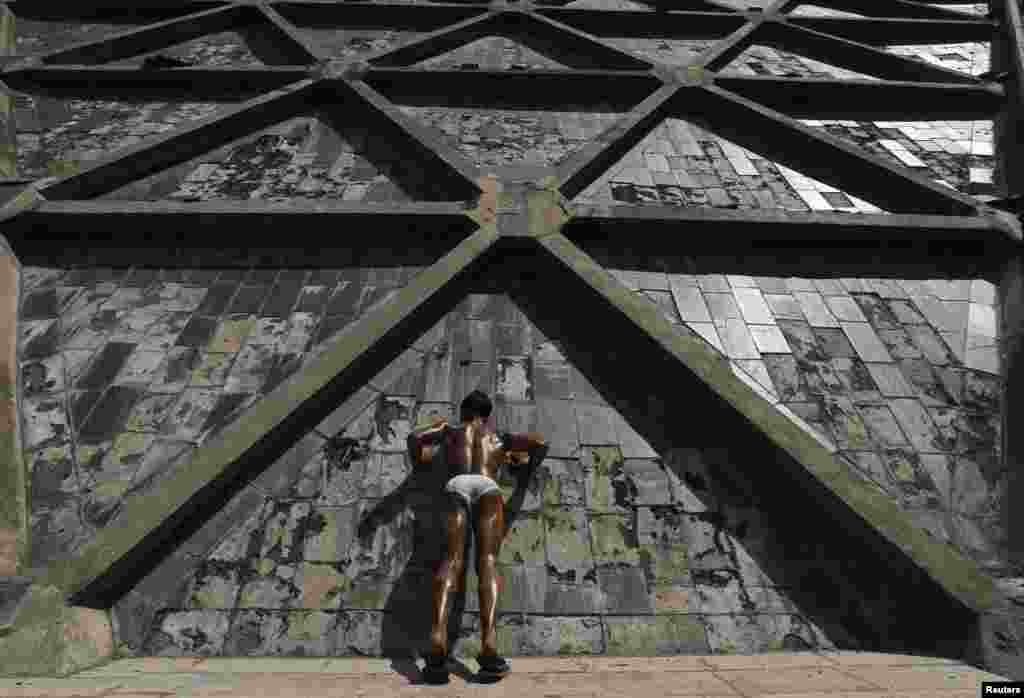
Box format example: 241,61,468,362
905,324,957,366
531,361,571,400
762,355,810,402
21,288,59,320
296,285,329,313
182,270,221,285
934,367,964,406
75,342,135,390
228,285,270,315
962,370,1001,412
278,270,310,282
202,392,257,442
78,386,145,444
247,269,280,284
545,581,604,615
886,299,928,325
878,328,924,359
308,270,341,285
263,353,305,395
315,314,355,347
811,327,857,358
196,282,238,316
899,358,955,407
122,268,159,288
22,320,61,360
536,398,580,459
262,281,303,318
494,322,530,356
597,566,653,614
358,285,394,316
776,320,828,362
453,361,495,403
831,358,881,402
853,294,901,330
325,280,363,316
175,316,219,348
216,269,248,282
63,268,99,285
159,270,186,283
622,459,672,506
70,390,104,434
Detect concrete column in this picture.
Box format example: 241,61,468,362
990,0,1024,567
0,4,15,178
0,192,27,579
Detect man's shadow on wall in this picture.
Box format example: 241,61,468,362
355,445,533,685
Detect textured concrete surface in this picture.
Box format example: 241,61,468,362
2,0,1016,674
0,652,1008,696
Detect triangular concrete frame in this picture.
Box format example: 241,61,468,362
27,176,998,651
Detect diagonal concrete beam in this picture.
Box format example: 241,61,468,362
38,225,500,604
714,75,1003,120
786,16,996,45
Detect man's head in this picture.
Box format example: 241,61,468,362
459,389,493,423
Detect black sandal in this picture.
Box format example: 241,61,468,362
421,653,450,685
476,654,511,683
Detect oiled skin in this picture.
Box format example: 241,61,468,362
408,417,546,661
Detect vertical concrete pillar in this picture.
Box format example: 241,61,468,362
0,4,16,178
0,224,23,577
990,0,1024,568
1001,259,1024,566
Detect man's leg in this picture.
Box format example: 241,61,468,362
476,491,505,658
429,496,468,657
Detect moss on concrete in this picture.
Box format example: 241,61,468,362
0,585,113,677
36,227,500,598
537,231,1000,615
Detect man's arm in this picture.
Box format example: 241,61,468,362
407,417,449,468
502,432,548,471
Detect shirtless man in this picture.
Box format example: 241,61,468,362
407,390,548,684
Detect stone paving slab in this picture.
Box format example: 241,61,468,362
0,653,1007,697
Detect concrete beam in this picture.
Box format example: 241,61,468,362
715,76,1002,120
0,186,25,579
990,0,1024,570
0,66,309,101
568,204,1015,277
787,16,996,45
683,84,982,216
365,68,659,111
273,2,489,33
806,0,982,21
3,200,476,266
535,8,743,39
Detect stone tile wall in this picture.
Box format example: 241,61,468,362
19,266,420,573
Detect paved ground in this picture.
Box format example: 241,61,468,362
0,652,1008,697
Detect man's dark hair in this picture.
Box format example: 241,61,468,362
460,390,493,420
